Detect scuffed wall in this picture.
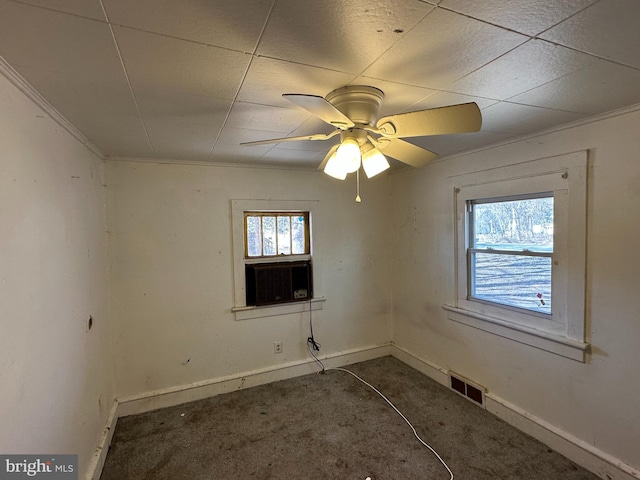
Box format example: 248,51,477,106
0,73,113,475
390,108,640,470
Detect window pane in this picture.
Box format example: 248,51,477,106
291,215,306,254
262,216,277,256
472,252,551,314
246,216,262,257
244,211,308,258
474,197,553,252
277,216,291,255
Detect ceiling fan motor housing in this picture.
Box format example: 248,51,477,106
325,85,384,127
340,127,368,146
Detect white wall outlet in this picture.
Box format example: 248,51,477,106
274,341,282,354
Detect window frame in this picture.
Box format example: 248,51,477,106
444,151,589,361
243,211,310,259
467,192,554,317
231,199,325,320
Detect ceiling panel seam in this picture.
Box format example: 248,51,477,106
440,38,531,88
434,5,537,38
99,0,154,154
532,0,604,39
206,0,278,161
101,23,254,55
535,38,640,72
9,0,106,24
354,6,439,79
9,0,253,55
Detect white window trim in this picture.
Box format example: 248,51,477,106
444,151,589,361
230,199,324,320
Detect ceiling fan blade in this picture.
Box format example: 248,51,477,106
240,130,339,146
318,145,339,171
376,102,482,138
283,94,355,129
372,138,438,168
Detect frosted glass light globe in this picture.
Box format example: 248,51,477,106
336,138,361,173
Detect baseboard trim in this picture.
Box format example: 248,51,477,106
389,343,450,386
117,343,392,417
485,395,639,480
90,343,638,480
85,400,118,480
388,345,640,480
87,343,391,480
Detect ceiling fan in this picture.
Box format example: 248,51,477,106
241,85,482,180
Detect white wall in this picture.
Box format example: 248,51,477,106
106,160,391,398
390,107,640,470
6,47,637,476
0,73,113,476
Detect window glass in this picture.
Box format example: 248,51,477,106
291,215,306,255
245,212,309,258
471,252,552,314
468,194,553,315
469,195,553,315
246,216,262,257
473,197,554,251
261,216,277,256
277,216,291,255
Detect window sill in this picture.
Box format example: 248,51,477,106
442,304,588,362
244,254,311,265
233,297,326,321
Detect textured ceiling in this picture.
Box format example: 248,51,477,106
1,0,639,169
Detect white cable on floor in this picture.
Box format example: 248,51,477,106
326,365,454,480
305,307,453,479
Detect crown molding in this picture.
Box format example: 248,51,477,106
433,101,640,164
106,155,325,172
0,55,104,159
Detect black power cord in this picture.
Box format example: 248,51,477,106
306,298,325,372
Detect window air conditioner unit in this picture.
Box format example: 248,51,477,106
245,261,312,306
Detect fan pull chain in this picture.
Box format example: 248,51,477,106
355,169,362,203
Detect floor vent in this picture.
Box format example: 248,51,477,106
449,372,486,408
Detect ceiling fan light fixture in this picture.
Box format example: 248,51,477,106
336,137,361,173
243,86,482,179
323,151,348,180
361,144,390,178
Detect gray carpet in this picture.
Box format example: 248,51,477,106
100,356,599,479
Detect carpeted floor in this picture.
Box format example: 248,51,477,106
100,356,599,479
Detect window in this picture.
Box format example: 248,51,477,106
244,212,309,258
444,151,588,361
468,194,553,315
230,200,325,320
243,211,312,307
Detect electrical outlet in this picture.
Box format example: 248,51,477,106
274,341,282,354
